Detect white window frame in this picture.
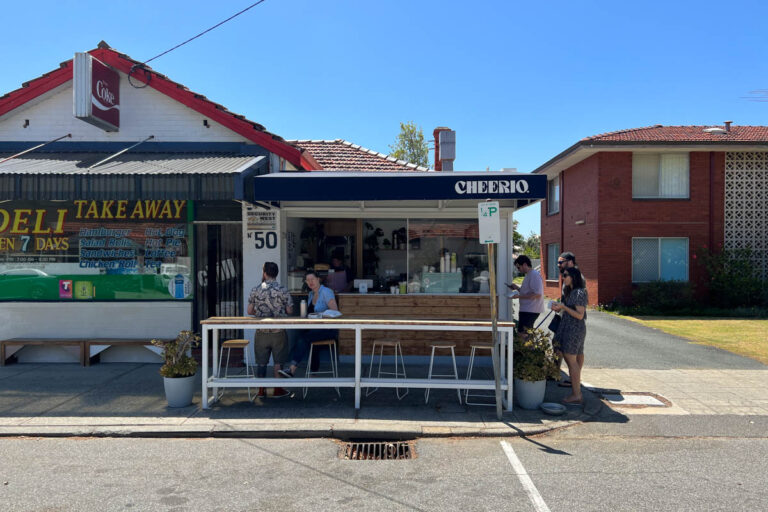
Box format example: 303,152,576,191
631,237,689,283
546,243,560,280
547,176,560,214
632,153,690,199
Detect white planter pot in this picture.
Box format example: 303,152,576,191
163,375,196,408
514,377,546,410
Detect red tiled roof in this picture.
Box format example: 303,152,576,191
290,139,432,172
584,125,768,143
0,41,316,170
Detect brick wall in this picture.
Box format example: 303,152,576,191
540,154,600,302
541,150,725,306
596,151,718,304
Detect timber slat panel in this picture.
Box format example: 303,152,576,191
337,294,494,356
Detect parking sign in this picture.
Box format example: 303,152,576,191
478,201,501,244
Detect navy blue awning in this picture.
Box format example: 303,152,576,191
253,171,546,202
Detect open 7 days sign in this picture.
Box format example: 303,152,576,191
478,201,501,244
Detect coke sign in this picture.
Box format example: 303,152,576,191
74,53,120,132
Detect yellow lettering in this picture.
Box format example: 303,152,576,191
100,200,115,219
59,238,69,250
85,201,99,219
74,200,88,219
11,209,32,234
116,200,128,219
32,209,52,235
0,209,9,233
53,209,67,234
130,201,144,219
0,237,15,251
159,201,173,219
143,200,162,218
173,200,185,219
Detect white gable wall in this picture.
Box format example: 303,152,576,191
0,72,252,143
0,68,261,363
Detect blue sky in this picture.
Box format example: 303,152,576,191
2,0,767,236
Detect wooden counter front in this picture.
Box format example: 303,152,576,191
337,294,498,356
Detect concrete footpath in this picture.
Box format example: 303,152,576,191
0,362,601,439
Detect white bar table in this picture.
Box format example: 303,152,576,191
199,316,516,411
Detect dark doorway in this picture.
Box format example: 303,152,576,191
193,223,243,338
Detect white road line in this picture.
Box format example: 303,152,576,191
500,440,551,512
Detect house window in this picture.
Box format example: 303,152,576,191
632,153,689,198
546,243,560,280
632,238,688,282
547,176,560,214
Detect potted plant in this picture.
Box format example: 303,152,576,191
513,328,560,410
151,330,200,407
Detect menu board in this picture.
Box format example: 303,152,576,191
0,200,192,301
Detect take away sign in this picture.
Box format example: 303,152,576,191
478,201,501,244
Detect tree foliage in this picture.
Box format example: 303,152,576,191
389,121,429,168
521,232,541,259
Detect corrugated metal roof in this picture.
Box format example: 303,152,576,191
0,152,262,175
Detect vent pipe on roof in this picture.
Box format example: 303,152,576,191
724,120,732,133
433,127,456,171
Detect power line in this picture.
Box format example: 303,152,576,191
128,1,268,88
143,0,268,66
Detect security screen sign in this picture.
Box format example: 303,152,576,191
74,52,120,132
478,201,501,244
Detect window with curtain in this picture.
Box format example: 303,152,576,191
632,153,689,198
632,237,688,282
546,243,560,280
547,176,560,214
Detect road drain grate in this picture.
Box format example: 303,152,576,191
339,441,416,460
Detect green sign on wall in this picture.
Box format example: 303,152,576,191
0,200,193,301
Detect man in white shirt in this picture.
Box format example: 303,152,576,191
507,255,544,333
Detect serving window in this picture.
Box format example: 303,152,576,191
285,216,489,294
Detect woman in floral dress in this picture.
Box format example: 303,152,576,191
551,267,588,405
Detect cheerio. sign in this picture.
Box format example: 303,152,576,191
477,201,501,244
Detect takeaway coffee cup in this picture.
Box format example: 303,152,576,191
390,286,397,294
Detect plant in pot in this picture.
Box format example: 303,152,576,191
513,328,560,410
151,330,200,408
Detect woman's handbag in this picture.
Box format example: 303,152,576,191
547,313,562,333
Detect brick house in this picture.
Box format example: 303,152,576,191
534,124,768,305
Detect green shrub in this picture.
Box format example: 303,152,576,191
695,247,767,308
151,330,201,378
631,280,695,314
513,328,560,382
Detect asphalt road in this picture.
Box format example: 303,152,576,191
545,310,766,370
2,436,767,511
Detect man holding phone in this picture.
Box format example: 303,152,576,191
507,255,544,333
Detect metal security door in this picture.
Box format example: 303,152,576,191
193,223,243,335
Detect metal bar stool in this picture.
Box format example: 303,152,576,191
366,339,408,400
303,339,341,399
464,342,495,406
425,343,462,405
217,339,255,401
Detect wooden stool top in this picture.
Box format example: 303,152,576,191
310,339,336,346
430,343,456,349
470,342,493,349
371,340,400,347
222,339,250,348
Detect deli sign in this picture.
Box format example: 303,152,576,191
74,52,120,132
